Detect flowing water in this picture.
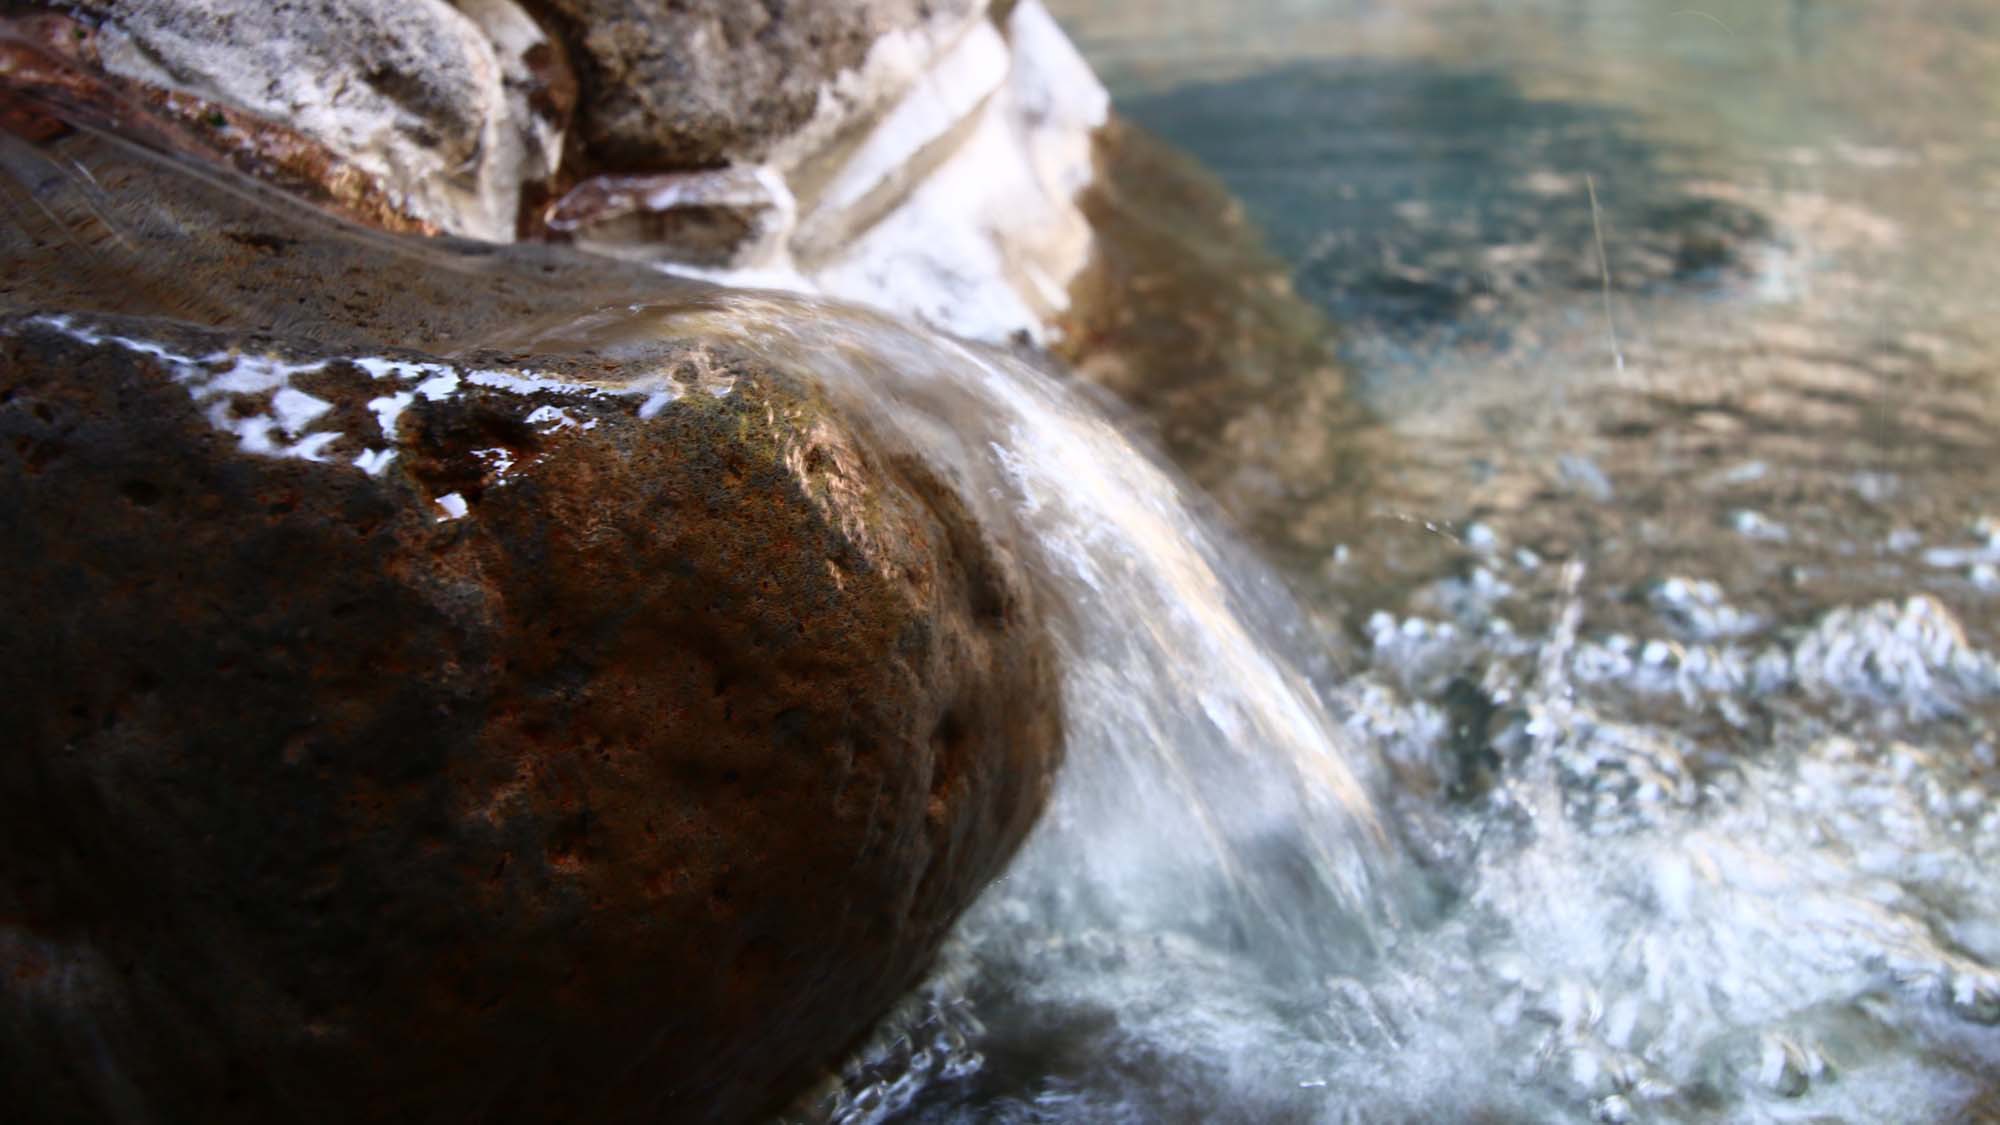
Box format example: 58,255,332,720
797,1,2000,1122
499,295,1404,971
3,118,1411,1116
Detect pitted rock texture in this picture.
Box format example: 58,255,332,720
0,118,1060,1125
525,0,985,171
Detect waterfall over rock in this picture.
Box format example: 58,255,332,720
0,98,1397,1125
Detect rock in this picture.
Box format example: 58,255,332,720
1055,117,1389,580
0,104,1061,1125
55,0,562,240
15,0,1114,344
784,16,1016,264
526,0,987,172
798,0,1109,343
534,0,1112,345
0,20,452,236
545,165,796,268
449,0,576,185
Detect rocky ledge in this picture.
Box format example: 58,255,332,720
0,80,1061,1125
10,0,1108,344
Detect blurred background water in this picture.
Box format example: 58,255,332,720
1051,0,2000,581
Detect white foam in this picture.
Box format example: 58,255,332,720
20,316,664,481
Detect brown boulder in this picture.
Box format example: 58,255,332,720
0,95,1060,1125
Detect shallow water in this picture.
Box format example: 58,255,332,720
806,2,2000,1122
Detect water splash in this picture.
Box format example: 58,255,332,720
837,536,2000,1124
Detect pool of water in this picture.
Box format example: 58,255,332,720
812,3,2000,1122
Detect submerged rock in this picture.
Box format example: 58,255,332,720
1056,118,1389,580
0,99,1060,1125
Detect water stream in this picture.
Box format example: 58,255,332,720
471,5,2000,1112
498,294,1405,975
802,1,2000,1121
624,283,2000,1125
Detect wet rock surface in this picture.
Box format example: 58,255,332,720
534,0,1111,345
545,166,795,267
0,109,1060,1125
